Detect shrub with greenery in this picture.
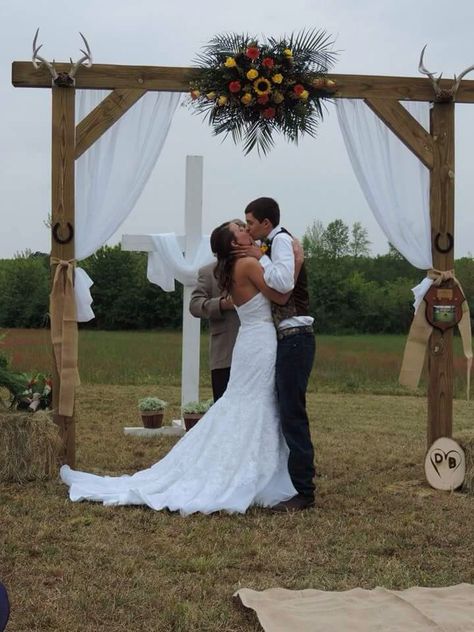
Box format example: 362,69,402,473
182,398,214,414
138,397,168,412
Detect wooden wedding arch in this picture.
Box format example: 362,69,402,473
11,42,474,466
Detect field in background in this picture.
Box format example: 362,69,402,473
1,327,470,397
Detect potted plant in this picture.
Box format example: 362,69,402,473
182,398,213,432
138,397,168,429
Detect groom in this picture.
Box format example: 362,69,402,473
239,197,316,511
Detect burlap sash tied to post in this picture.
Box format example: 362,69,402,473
50,258,80,417
399,269,472,400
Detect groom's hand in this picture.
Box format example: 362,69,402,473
232,243,263,260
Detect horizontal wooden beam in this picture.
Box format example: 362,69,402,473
12,61,474,103
75,88,146,159
364,97,434,169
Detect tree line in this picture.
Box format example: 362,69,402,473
0,219,472,334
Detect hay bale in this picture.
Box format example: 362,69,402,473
456,432,474,496
0,410,61,483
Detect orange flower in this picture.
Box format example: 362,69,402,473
229,81,242,93
246,46,260,60
262,57,274,69
262,107,276,119
293,84,305,96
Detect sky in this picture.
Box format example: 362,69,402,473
1,0,474,260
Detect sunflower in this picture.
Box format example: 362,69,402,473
253,77,272,96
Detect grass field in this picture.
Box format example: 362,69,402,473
1,328,473,631
2,327,471,396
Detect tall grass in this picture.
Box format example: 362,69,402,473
1,328,470,397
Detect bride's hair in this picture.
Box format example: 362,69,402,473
212,222,237,295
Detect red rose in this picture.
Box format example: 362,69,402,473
262,107,276,119
246,46,260,60
293,84,305,96
262,57,274,69
257,94,269,105
229,80,242,93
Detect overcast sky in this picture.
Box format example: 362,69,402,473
1,0,474,261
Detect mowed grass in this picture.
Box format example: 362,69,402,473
1,328,473,631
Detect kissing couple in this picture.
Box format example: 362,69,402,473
61,197,316,514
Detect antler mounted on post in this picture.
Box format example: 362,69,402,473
418,45,474,102
31,29,93,87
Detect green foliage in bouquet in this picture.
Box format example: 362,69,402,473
189,29,338,155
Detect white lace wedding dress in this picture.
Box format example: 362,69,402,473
60,292,296,515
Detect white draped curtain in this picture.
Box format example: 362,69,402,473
146,234,214,291
74,90,181,321
335,99,432,309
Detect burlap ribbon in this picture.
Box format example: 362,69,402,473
399,269,472,400
50,258,80,417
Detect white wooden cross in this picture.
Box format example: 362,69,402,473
122,155,209,411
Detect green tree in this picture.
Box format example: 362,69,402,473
321,219,350,258
302,219,325,258
350,221,371,257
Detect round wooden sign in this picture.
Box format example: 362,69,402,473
424,437,465,491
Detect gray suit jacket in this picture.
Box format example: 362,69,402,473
189,262,240,370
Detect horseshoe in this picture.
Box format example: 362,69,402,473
434,232,454,254
52,222,74,245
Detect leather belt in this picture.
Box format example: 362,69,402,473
277,325,314,340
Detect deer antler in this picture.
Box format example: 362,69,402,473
32,28,58,80
451,64,474,97
69,32,93,79
418,44,443,97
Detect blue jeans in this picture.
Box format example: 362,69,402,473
276,331,316,499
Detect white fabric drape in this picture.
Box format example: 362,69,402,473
335,99,432,310
74,90,180,321
146,234,214,291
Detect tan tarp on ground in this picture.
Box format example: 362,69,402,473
235,584,474,631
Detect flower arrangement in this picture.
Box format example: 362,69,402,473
182,398,214,415
138,397,168,412
189,29,337,155
16,373,52,412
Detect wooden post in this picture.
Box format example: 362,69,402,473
51,86,76,466
181,156,203,410
427,101,455,446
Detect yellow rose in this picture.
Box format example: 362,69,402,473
241,93,252,105
246,68,259,80
272,91,284,104
206,91,216,100
224,57,237,68
217,95,228,106
272,73,283,84
299,90,309,100
283,48,293,57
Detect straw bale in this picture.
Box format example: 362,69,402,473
0,410,61,483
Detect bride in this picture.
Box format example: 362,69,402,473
60,221,302,515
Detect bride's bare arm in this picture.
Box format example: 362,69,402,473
242,258,292,305
292,238,304,280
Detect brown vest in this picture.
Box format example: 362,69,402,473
265,228,310,327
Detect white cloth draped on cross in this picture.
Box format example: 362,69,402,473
146,234,213,291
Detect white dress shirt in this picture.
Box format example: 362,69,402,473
259,225,314,330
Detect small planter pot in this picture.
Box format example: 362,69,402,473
140,411,164,429
183,413,203,432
